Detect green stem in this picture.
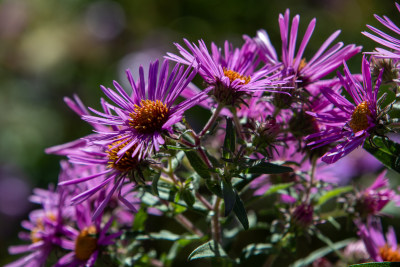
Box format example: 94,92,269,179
199,104,223,137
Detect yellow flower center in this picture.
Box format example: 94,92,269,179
379,245,400,262
107,139,139,172
75,225,98,261
223,68,251,85
129,100,169,134
30,213,57,243
349,101,372,133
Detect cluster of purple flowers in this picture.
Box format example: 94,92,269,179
7,3,400,266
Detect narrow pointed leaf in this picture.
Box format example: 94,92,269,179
233,191,249,230
317,186,353,206
248,162,293,175
222,180,236,216
185,150,211,179
188,240,228,261
223,117,236,159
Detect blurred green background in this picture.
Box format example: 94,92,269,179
0,0,397,264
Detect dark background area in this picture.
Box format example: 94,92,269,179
0,0,397,264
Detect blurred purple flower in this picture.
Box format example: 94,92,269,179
5,187,72,267
356,170,400,216
363,2,400,60
357,217,400,262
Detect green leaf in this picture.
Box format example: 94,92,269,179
290,238,355,267
166,145,194,151
223,117,236,159
188,240,228,261
205,179,223,198
349,263,400,267
248,162,293,175
222,180,236,216
185,150,211,179
132,208,148,231
317,186,353,206
364,136,400,173
233,191,249,230
151,171,161,196
181,189,195,207
171,151,185,170
240,243,274,260
263,182,294,196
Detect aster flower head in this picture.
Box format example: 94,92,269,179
166,38,289,106
54,202,122,267
357,217,400,262
84,59,204,161
255,9,361,91
5,187,71,267
355,170,400,217
306,56,383,164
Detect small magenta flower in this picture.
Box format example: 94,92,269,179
363,2,400,60
357,218,400,262
292,203,314,228
306,56,382,163
355,170,400,217
255,9,361,90
5,187,71,267
166,38,289,106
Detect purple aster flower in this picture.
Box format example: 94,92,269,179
5,187,72,267
166,38,289,106
54,201,122,267
357,217,400,262
306,56,382,164
83,59,204,160
47,60,204,219
255,9,361,91
363,3,400,60
355,170,400,217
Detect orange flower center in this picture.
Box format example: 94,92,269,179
298,58,307,72
75,225,98,261
223,68,251,85
129,100,169,134
107,139,139,172
349,101,372,133
379,245,400,262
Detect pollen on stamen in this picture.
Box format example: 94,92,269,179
223,68,251,85
349,101,372,133
379,244,400,262
129,99,169,134
74,225,98,261
107,139,139,172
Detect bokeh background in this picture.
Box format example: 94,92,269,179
0,0,398,264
